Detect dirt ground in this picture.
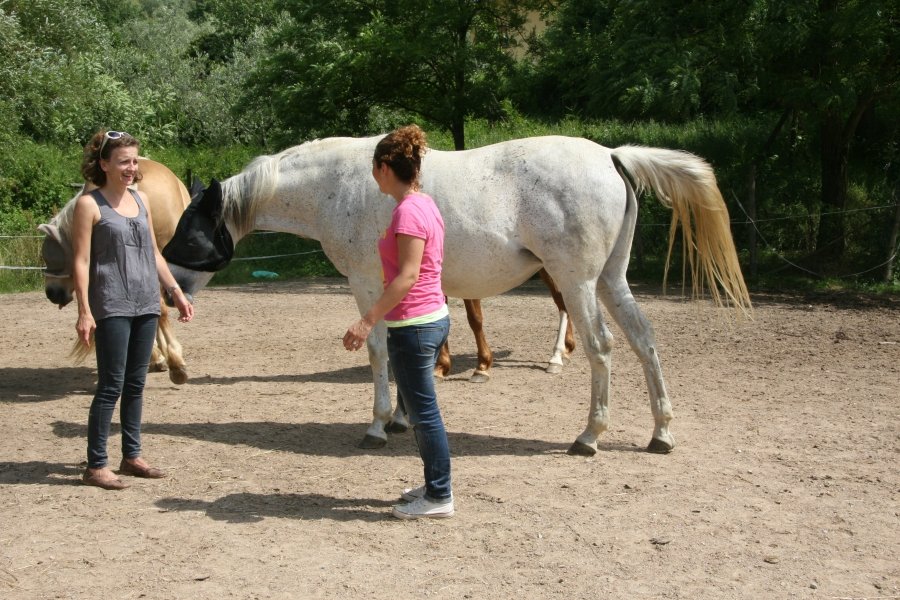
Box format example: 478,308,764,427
1,278,898,599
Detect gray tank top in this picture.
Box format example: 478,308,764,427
88,189,161,320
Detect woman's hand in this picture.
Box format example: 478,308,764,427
172,290,194,323
76,312,96,347
343,318,373,351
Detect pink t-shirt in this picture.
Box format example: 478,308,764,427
378,191,445,321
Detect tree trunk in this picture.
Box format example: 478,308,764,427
450,118,465,151
815,113,852,267
814,91,874,269
885,181,900,282
744,110,790,279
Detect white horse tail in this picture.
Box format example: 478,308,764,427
611,145,752,316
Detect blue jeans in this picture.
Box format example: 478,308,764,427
387,315,452,501
87,314,158,468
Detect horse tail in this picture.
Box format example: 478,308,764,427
69,336,94,365
610,145,751,316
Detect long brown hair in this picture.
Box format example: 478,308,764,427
80,130,142,187
373,124,428,187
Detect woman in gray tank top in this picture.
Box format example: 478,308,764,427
72,130,195,490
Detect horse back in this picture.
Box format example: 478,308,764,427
134,158,191,247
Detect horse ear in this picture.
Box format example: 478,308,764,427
198,179,223,214
189,177,206,201
38,223,61,243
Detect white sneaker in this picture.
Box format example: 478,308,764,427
392,496,455,520
400,485,425,502
401,486,454,503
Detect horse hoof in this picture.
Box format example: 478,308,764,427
358,434,387,449
168,368,188,385
385,421,408,435
545,363,563,374
148,362,167,373
469,370,490,384
647,438,674,454
567,440,596,456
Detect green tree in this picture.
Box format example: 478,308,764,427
0,0,115,142
248,0,543,149
100,2,211,145
520,0,760,120
188,0,278,63
97,0,275,146
755,0,899,266
522,0,899,270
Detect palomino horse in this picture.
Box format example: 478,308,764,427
163,136,751,455
39,158,192,384
438,268,575,382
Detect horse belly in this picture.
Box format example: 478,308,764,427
441,247,541,299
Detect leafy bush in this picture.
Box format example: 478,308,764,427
0,137,80,232
144,145,266,185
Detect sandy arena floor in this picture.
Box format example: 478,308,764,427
1,279,898,599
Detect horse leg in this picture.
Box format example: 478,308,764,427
464,299,492,383
434,339,451,379
551,276,614,457
156,301,188,385
358,319,395,448
385,391,410,434
597,277,674,453
539,268,575,374
148,341,167,373
147,301,168,373
349,277,398,449
547,311,570,375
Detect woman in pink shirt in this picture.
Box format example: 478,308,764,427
343,125,453,519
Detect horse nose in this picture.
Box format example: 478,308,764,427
45,286,69,306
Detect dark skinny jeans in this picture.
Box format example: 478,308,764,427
87,314,158,469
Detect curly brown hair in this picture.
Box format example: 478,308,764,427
373,124,428,187
80,130,142,187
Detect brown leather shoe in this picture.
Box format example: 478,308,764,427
119,458,166,479
82,468,129,490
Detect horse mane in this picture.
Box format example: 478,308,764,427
221,140,333,238
221,138,367,237
45,186,86,247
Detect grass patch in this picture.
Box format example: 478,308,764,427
0,234,45,293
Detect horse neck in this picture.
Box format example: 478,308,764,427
222,143,361,242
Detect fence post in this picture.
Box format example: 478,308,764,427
745,163,758,280
884,182,900,283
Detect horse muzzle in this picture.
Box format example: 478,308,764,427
45,286,72,308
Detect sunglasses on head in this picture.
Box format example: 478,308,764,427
99,130,129,156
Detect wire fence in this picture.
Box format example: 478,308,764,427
728,199,899,279
2,203,898,280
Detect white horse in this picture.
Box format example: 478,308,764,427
39,158,192,384
162,135,751,455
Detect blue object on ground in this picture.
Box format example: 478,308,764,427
251,270,279,279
